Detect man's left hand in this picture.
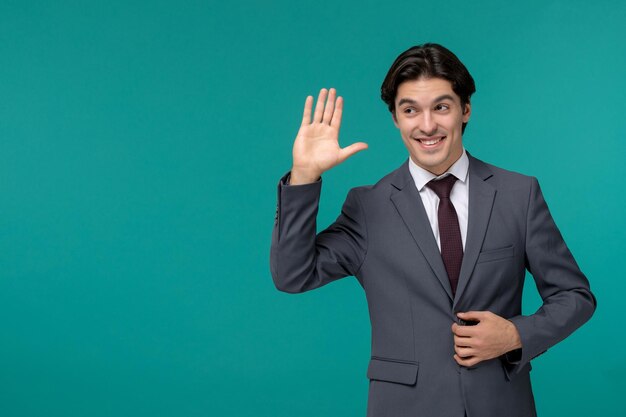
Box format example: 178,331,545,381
451,311,522,367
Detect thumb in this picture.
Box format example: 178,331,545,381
338,142,368,163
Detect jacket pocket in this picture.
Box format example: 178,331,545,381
367,357,419,386
476,245,515,264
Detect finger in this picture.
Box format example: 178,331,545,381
454,354,481,367
454,335,472,346
451,324,475,337
331,96,343,129
457,311,487,322
322,88,336,124
301,95,313,126
313,88,328,123
454,345,474,358
338,142,368,163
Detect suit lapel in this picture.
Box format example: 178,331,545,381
453,155,496,306
390,161,453,300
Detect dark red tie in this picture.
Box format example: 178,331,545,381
427,175,463,296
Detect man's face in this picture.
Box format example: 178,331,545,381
393,77,471,175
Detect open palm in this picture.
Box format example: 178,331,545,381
290,88,368,184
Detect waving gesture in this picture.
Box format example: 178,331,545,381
290,88,368,185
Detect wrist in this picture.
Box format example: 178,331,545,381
507,320,522,350
289,167,321,185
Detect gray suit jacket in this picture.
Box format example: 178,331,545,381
270,154,595,417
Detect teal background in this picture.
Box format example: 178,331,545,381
0,0,623,415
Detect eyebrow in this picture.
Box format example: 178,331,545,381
397,94,456,107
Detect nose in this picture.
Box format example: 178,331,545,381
420,112,437,136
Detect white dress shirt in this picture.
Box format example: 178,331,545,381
407,150,469,251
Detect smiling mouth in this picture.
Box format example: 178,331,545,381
414,136,446,146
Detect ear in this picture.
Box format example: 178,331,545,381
392,111,399,128
462,102,471,123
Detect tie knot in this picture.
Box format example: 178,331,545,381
426,174,457,199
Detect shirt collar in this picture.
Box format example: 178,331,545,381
408,149,469,191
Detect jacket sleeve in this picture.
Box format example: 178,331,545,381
507,177,596,374
270,172,367,293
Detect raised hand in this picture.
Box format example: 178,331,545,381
290,88,368,185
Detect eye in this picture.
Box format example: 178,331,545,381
434,103,450,112
403,107,416,114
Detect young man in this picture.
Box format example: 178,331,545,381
270,43,595,417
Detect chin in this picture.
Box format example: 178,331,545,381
412,152,446,166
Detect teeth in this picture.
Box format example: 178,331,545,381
420,137,444,145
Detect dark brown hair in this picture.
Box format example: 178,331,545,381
381,43,476,132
